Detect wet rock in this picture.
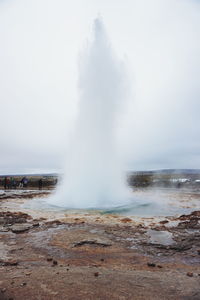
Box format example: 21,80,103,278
45,220,63,226
170,233,200,252
177,210,200,221
169,242,192,252
178,219,200,229
187,272,193,277
0,226,9,232
14,217,27,224
0,259,18,266
0,217,5,224
159,220,169,225
0,212,32,227
0,211,31,219
179,211,200,220
73,238,112,247
191,211,200,217
11,224,32,233
32,222,39,227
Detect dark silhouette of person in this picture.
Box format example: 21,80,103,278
10,177,14,189
20,177,28,188
12,178,17,189
38,179,43,190
23,177,28,188
3,177,8,189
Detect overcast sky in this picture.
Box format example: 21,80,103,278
0,0,200,174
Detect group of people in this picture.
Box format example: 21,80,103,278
2,176,43,190
3,176,28,189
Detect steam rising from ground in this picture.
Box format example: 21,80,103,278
49,18,129,208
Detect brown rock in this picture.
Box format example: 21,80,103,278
147,263,156,267
0,259,18,266
45,220,63,226
94,272,99,277
32,222,39,227
120,218,132,223
187,272,193,277
159,220,169,224
47,257,53,262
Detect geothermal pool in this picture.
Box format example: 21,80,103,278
2,188,198,218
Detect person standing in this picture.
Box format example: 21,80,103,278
3,177,9,189
38,178,43,190
23,177,28,188
19,178,24,188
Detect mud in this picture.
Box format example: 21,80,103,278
0,191,200,299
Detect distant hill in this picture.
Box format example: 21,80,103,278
0,173,58,178
0,169,200,177
129,169,200,175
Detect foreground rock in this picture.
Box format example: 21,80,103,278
11,224,32,233
0,211,31,224
0,191,200,300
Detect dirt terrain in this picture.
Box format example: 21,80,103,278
0,191,200,300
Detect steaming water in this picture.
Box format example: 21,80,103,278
23,188,199,217
48,18,130,209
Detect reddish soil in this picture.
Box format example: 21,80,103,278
0,193,200,299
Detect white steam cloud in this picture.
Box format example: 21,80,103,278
49,18,129,208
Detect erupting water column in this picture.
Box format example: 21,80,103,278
50,18,129,208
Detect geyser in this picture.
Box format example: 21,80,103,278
50,18,130,208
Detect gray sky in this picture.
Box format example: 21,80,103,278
0,0,200,174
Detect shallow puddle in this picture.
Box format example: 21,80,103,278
146,229,174,246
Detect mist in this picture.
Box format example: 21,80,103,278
48,18,129,208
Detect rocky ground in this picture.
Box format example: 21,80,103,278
0,191,200,300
